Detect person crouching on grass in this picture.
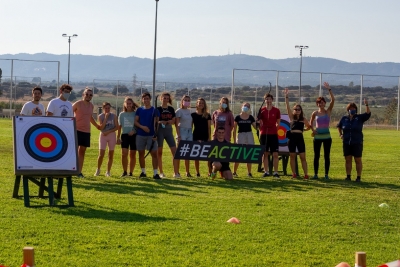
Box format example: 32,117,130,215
209,127,233,180
337,99,371,182
284,88,312,180
134,92,160,179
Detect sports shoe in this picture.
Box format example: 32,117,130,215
355,177,361,182
324,175,330,180
94,169,100,176
304,175,309,180
263,172,270,177
129,172,133,177
273,173,280,179
153,174,161,180
232,172,238,177
173,173,181,178
186,173,192,178
120,171,128,177
210,172,216,180
159,173,166,178
139,172,147,178
292,174,297,179
248,173,253,178
311,175,318,180
77,173,84,178
345,177,351,181
105,172,111,177
196,173,201,177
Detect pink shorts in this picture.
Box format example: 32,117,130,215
99,132,117,151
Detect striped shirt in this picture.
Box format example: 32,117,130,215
315,114,331,140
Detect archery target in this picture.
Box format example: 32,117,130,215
13,116,78,175
277,114,290,153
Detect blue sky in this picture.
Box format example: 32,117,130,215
2,0,399,63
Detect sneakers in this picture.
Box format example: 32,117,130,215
355,177,361,182
139,172,147,178
105,172,111,177
186,173,192,178
173,173,181,178
77,173,84,178
196,173,201,177
153,174,161,180
94,169,100,176
159,173,166,178
345,177,351,181
311,175,318,180
129,172,133,177
292,174,297,179
248,173,253,178
324,175,330,180
304,175,309,180
210,172,216,180
232,172,238,177
263,172,270,177
273,173,280,179
120,171,128,177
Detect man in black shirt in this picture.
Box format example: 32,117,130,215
210,127,233,180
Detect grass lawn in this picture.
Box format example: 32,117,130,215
0,118,399,266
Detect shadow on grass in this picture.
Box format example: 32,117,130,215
48,201,178,223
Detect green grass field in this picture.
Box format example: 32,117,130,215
1,118,399,267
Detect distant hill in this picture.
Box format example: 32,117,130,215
0,53,399,86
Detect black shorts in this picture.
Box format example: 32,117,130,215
121,133,137,150
260,134,279,153
210,161,230,172
343,143,363,157
288,133,306,153
77,130,91,147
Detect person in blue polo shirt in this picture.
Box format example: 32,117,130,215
337,99,371,182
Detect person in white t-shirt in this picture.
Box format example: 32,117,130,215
46,84,73,117
20,86,45,116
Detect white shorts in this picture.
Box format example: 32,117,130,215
236,132,254,145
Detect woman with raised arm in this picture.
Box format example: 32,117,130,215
310,82,335,180
232,102,257,178
94,102,119,177
337,99,371,182
191,97,212,177
284,88,311,180
175,95,193,177
156,93,180,178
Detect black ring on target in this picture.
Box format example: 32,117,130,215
278,120,290,147
24,123,68,162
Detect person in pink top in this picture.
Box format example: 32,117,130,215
212,97,234,142
73,87,100,178
258,93,281,178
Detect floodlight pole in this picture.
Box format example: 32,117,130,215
295,45,308,104
152,0,159,107
62,34,78,84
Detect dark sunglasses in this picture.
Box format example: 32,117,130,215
85,93,93,97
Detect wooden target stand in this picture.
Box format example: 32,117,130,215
12,116,79,207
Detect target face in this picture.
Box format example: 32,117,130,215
13,116,79,175
278,114,290,152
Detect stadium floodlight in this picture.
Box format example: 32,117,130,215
152,0,160,107
62,34,78,84
295,45,309,104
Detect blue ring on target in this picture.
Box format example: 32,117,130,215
278,120,290,147
24,123,68,162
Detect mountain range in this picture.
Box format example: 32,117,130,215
0,53,399,87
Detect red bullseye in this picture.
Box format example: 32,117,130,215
277,126,287,140
35,133,57,152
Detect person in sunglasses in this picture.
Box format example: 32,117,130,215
309,82,335,180
284,88,312,180
72,87,100,178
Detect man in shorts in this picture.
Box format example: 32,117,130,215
258,93,281,178
20,86,45,116
72,87,99,178
134,92,160,179
209,127,233,180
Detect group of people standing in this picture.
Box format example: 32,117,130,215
20,82,371,181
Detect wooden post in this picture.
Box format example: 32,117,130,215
23,247,35,266
355,251,366,267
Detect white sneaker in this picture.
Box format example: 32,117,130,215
105,172,111,177
94,169,100,176
173,173,181,178
159,173,166,178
